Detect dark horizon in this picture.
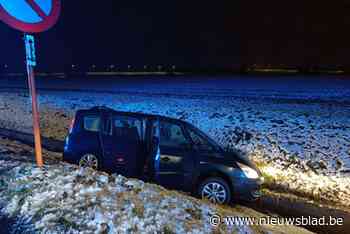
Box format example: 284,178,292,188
1,1,350,72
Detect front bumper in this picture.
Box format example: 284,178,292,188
232,177,264,202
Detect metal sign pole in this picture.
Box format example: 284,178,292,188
24,34,43,167
0,1,61,167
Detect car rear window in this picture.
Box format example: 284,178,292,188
83,116,101,132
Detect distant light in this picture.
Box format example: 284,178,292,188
157,65,162,70
110,65,115,69
91,64,96,69
4,64,8,68
172,65,176,70
72,64,76,68
127,65,131,69
144,65,148,69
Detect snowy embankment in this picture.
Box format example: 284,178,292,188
0,91,349,209
0,140,312,234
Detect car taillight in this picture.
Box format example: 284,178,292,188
69,117,75,133
64,135,70,151
143,164,148,173
116,156,125,165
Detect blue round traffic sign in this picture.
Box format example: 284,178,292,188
0,0,61,33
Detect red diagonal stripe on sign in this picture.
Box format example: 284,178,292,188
25,0,48,19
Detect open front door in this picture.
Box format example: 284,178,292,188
151,119,192,190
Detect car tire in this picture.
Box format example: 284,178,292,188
198,177,231,205
78,153,100,170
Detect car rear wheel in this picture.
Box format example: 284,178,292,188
79,154,99,170
198,177,231,205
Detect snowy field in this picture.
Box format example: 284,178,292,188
0,139,312,234
0,75,349,209
1,75,350,101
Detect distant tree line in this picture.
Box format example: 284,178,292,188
0,64,348,76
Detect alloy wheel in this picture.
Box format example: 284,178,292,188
201,182,227,204
79,154,99,170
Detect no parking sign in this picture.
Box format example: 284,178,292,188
0,0,61,33
0,0,61,167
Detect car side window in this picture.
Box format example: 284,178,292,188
83,116,101,132
160,121,188,148
113,116,142,141
187,128,215,152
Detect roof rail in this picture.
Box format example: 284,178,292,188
89,106,115,111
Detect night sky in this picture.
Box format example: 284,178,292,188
1,1,350,72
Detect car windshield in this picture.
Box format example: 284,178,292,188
187,124,223,152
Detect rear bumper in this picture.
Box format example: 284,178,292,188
62,151,78,165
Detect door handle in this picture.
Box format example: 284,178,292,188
161,156,170,162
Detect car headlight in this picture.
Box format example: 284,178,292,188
237,162,259,179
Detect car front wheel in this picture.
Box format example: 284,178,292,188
79,154,99,170
198,177,231,205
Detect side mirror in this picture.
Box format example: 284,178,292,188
224,145,230,152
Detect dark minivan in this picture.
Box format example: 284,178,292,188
63,106,263,204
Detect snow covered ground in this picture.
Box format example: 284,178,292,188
0,87,349,209
0,140,312,234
